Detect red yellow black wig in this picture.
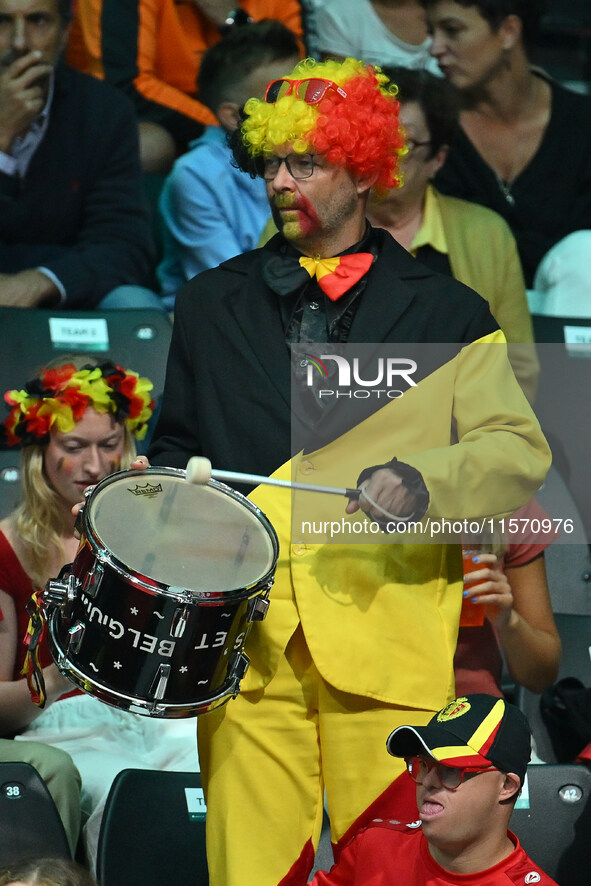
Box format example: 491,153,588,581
241,57,405,194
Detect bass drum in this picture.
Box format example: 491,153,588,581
45,467,278,717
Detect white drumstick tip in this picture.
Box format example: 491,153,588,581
186,456,212,484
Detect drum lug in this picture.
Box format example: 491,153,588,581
247,594,270,622
83,558,105,599
228,651,250,694
149,663,171,700
66,622,85,655
44,572,78,619
170,604,191,638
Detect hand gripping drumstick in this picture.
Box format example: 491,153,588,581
186,456,361,501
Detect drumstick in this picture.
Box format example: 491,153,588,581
186,456,360,500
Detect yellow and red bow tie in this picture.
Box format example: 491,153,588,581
299,253,374,301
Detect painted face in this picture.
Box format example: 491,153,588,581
0,0,69,68
416,758,511,850
43,407,126,508
426,1,509,91
266,149,366,255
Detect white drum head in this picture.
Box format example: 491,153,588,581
87,470,276,594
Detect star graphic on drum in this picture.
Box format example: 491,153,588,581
130,607,138,615
179,666,188,673
114,661,122,669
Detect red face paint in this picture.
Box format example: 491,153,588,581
44,409,126,509
273,193,321,239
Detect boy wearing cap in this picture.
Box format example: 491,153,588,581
311,694,557,885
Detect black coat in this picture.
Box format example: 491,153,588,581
0,65,155,308
149,229,497,478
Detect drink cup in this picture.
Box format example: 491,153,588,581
460,549,486,627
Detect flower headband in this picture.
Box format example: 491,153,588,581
3,361,155,446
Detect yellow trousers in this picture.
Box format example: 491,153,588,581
198,626,436,886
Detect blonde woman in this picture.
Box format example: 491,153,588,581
0,357,198,870
0,857,96,886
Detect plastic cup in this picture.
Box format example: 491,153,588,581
460,549,486,627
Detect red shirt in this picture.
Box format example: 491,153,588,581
0,530,80,699
0,530,40,679
310,821,558,886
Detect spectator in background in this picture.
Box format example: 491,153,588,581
315,0,441,74
457,523,561,697
0,0,158,310
298,0,325,58
157,19,300,308
67,0,305,172
0,357,198,872
421,0,591,288
0,857,96,886
366,66,537,400
310,695,558,885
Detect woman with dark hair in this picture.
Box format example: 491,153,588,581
421,0,591,286
366,65,537,399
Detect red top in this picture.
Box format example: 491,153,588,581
0,530,42,679
0,530,79,699
310,821,558,886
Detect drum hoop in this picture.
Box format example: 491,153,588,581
80,466,279,601
47,615,241,718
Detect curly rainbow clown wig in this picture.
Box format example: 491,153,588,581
3,360,155,447
236,57,406,194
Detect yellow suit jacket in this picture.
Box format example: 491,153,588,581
245,330,550,711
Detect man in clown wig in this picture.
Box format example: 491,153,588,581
149,57,550,886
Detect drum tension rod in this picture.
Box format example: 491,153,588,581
149,663,171,700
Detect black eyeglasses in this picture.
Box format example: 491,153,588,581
405,139,433,154
261,153,316,181
405,756,498,791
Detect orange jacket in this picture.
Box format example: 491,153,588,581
67,0,304,136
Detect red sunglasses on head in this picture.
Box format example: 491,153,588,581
264,77,348,105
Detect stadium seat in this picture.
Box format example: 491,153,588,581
516,613,591,763
531,314,591,344
0,449,22,520
310,808,333,878
510,762,591,886
534,465,591,617
97,769,207,885
532,336,591,537
0,762,71,865
0,306,172,454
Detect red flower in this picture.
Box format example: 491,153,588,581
40,364,78,394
